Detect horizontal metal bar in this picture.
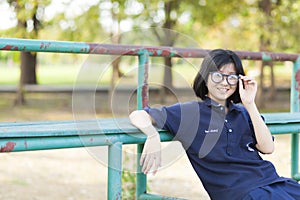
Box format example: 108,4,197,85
0,127,298,152
0,38,299,61
293,173,300,181
0,133,173,152
269,124,300,135
139,193,186,200
1,115,299,138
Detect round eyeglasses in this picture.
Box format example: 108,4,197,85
209,72,239,86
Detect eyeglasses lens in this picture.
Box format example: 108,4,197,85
227,75,238,85
211,72,238,85
212,73,223,83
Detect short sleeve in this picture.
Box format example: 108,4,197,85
144,106,168,129
144,103,182,135
144,101,200,137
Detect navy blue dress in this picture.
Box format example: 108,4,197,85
145,97,300,200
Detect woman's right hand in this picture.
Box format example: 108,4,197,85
140,134,161,175
129,110,162,175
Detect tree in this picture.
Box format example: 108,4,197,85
7,0,50,104
137,0,246,94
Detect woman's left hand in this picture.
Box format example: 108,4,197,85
239,75,257,106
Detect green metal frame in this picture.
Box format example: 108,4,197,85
291,57,300,180
0,38,299,199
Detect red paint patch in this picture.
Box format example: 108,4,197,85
0,142,16,152
2,45,19,51
295,70,300,99
296,70,300,89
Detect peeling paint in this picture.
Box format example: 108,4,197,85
40,42,51,50
295,69,300,99
0,142,16,152
3,45,19,51
24,141,28,149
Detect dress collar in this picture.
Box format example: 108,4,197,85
203,97,242,112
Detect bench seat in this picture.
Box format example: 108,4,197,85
0,112,299,152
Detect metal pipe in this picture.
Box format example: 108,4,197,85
291,58,300,178
136,51,149,198
108,142,122,200
0,38,299,61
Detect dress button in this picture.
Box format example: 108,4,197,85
228,129,233,133
225,119,228,123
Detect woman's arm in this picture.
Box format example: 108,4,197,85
239,76,274,154
129,110,161,174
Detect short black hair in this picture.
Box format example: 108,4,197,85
192,49,245,104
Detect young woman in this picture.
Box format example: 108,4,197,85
129,49,300,200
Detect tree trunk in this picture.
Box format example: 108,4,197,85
257,60,265,108
20,52,37,84
269,62,275,100
14,52,38,105
163,57,173,90
13,1,40,105
257,0,276,108
108,12,122,109
156,0,179,102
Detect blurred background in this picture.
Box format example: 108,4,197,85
0,0,299,199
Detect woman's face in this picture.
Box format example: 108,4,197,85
207,63,237,106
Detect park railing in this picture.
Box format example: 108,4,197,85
0,38,299,199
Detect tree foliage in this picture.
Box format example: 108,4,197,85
2,0,300,105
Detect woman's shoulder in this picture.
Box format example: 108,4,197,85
230,102,247,112
173,100,204,109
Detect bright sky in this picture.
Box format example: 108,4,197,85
0,0,101,30
0,1,17,30
0,0,189,32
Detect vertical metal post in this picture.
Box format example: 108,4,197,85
137,50,149,109
291,57,300,179
136,50,149,198
108,142,122,200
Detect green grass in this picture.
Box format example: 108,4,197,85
0,64,113,85
0,62,293,88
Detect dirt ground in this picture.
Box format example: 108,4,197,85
0,93,296,200
0,135,293,200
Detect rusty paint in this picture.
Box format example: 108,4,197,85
24,141,28,149
40,42,52,50
3,45,20,51
142,54,149,108
1,38,299,61
295,69,300,99
115,192,121,200
0,142,16,152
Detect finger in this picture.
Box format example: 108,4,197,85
247,79,256,85
140,152,146,166
152,156,161,175
142,154,150,172
142,155,153,174
239,79,244,91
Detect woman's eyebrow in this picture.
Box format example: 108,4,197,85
218,71,237,74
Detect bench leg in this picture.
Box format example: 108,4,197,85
108,142,122,200
136,144,147,198
291,134,299,180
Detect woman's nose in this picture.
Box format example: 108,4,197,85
220,77,229,85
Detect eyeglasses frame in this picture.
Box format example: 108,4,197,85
209,71,240,86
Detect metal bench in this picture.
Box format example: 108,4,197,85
0,38,299,199
0,113,299,199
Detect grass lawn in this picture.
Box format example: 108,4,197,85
0,61,293,88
